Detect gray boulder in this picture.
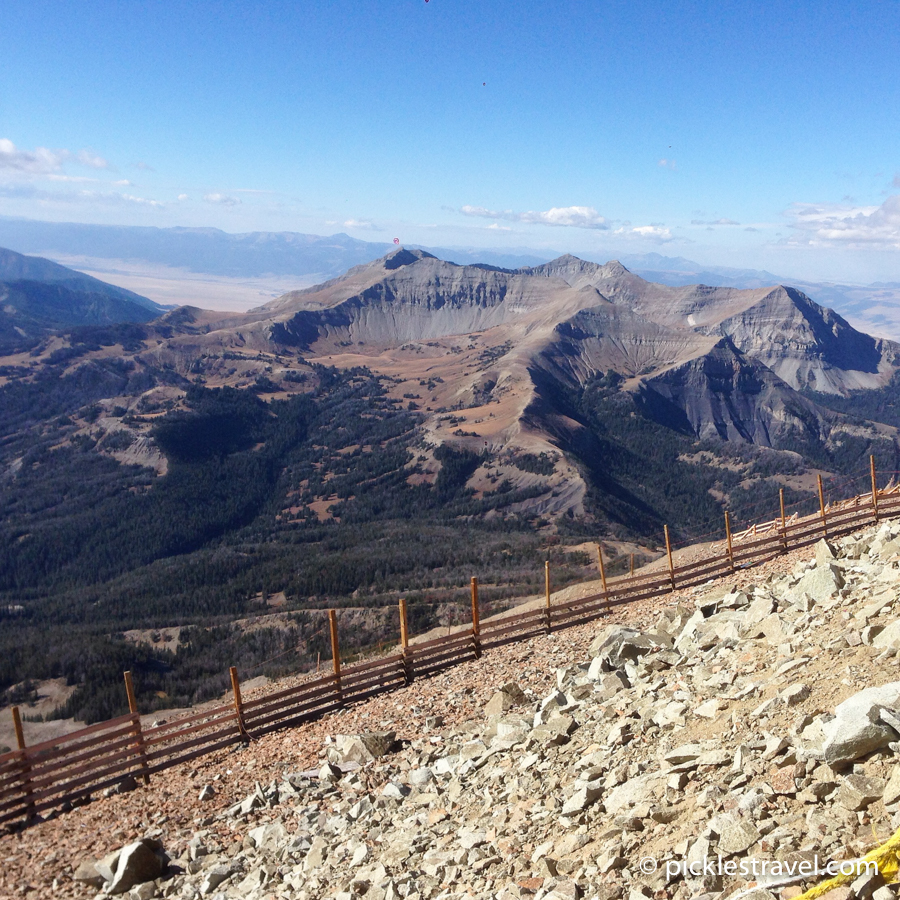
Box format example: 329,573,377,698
676,610,742,652
838,774,885,811
717,818,761,856
589,626,658,670
94,848,123,886
815,538,836,566
873,620,900,651
484,682,526,716
106,839,167,895
72,860,105,889
588,669,630,699
789,563,845,606
883,765,900,806
328,731,396,765
604,773,662,815
561,779,604,815
739,595,776,636
822,682,900,766
200,863,237,895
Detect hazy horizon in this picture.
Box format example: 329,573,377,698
3,1,900,284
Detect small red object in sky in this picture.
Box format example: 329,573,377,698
393,238,400,244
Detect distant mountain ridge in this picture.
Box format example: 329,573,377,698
0,247,163,312
257,248,897,394
0,216,789,286
0,217,549,280
3,215,898,341
0,246,163,353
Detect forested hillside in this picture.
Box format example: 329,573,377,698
3,352,893,722
0,364,588,722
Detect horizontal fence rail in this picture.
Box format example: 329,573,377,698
1,459,895,829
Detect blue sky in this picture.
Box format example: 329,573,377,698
2,0,900,282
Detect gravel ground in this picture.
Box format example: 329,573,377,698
0,540,833,900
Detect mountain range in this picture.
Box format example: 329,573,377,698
4,244,900,718
0,217,548,280
177,247,899,514
6,245,898,524
2,216,899,341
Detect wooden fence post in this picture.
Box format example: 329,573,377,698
724,511,734,573
329,610,342,703
470,577,481,658
629,553,635,579
11,706,34,817
398,597,412,684
229,666,249,740
123,671,150,784
818,474,828,539
11,705,25,751
872,455,880,522
664,525,676,590
596,543,609,611
545,560,552,632
399,598,409,651
779,488,788,552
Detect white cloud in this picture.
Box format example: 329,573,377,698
893,174,900,189
461,204,609,229
76,149,110,169
0,138,116,182
113,179,132,187
46,174,98,183
203,192,240,206
691,218,740,226
487,223,512,231
785,195,900,248
177,193,188,201
343,218,378,230
658,158,677,170
0,138,68,174
119,193,163,207
134,161,155,171
0,182,163,207
613,224,674,242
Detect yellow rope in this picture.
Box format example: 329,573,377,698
794,824,900,900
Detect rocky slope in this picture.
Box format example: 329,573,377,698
529,255,899,394
11,518,900,900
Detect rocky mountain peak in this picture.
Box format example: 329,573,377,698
526,255,648,298
595,259,631,277
382,247,437,270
